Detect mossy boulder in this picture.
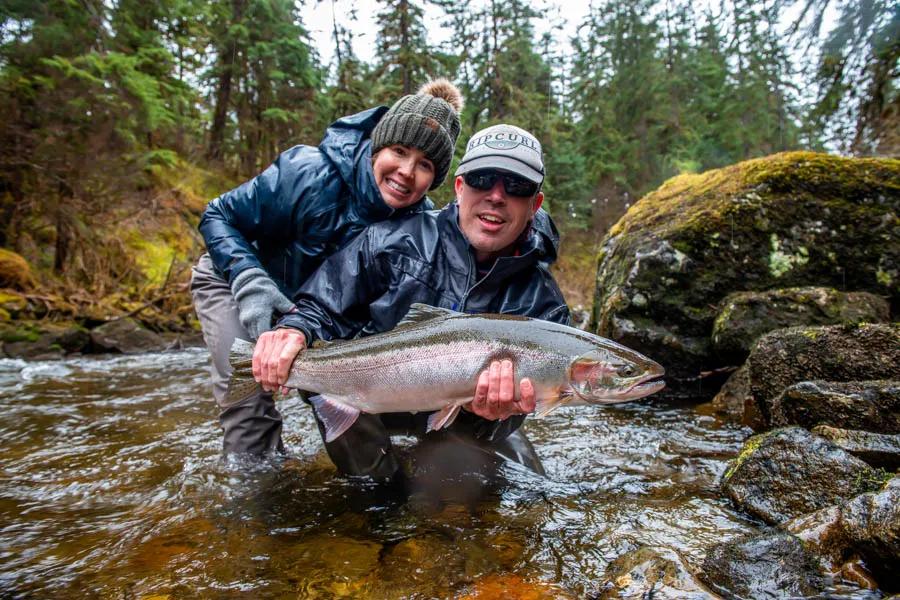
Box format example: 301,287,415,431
747,323,900,426
722,427,882,525
592,152,899,399
0,248,35,290
0,321,90,359
771,380,900,434
712,287,890,362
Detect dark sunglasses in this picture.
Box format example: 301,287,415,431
463,170,540,198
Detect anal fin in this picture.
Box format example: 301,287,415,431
309,395,361,442
426,404,463,432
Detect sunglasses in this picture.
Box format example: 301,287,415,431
463,170,540,198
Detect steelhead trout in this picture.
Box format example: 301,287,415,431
227,304,665,441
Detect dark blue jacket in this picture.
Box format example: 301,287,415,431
277,202,571,441
198,107,432,295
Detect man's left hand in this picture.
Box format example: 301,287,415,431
468,359,535,420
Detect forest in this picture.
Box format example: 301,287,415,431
0,0,897,320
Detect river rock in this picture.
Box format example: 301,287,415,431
811,425,900,469
722,427,881,524
747,323,900,425
699,530,826,599
0,323,91,359
711,287,890,363
710,364,765,429
785,477,899,590
598,546,720,599
89,317,167,353
592,152,900,400
769,380,900,434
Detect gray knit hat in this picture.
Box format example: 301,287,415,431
371,79,464,190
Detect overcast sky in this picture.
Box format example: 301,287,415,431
303,0,588,71
301,0,837,88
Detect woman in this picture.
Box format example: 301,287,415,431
190,79,463,456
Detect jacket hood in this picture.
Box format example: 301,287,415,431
319,106,432,221
441,202,560,266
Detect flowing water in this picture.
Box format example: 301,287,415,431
0,350,880,598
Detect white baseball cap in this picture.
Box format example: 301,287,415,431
455,124,544,184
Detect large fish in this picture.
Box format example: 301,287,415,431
227,304,665,442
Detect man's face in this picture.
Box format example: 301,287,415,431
455,171,544,263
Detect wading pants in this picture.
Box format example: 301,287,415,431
316,411,546,481
190,253,285,456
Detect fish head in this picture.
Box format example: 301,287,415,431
567,346,665,404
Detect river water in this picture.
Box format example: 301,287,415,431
0,350,880,598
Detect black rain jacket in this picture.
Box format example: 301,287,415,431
277,202,571,441
198,107,432,296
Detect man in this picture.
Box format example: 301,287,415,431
253,124,570,480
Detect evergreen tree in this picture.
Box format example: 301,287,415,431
372,0,439,101
790,0,899,154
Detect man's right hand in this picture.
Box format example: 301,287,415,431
252,328,307,392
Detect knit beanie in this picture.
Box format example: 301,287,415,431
371,79,464,190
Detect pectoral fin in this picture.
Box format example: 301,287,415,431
426,404,463,432
534,394,571,419
309,395,361,442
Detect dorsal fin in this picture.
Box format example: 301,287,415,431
396,303,460,328
310,338,329,349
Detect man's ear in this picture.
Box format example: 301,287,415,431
532,191,544,214
454,175,464,199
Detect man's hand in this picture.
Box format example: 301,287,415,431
468,359,536,420
252,328,307,392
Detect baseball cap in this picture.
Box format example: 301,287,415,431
454,124,544,184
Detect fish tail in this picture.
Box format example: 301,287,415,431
226,338,262,404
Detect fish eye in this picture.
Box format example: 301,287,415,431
617,365,636,377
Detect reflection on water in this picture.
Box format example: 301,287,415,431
0,351,871,598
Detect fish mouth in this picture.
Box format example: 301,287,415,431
627,376,666,398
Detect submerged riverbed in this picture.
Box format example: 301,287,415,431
0,350,876,598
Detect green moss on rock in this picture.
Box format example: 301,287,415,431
594,151,900,392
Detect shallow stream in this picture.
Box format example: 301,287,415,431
0,350,881,598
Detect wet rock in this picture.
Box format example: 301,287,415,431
592,152,900,400
0,323,90,359
710,364,765,429
598,546,720,599
812,425,900,469
841,477,900,590
712,287,890,363
785,477,899,591
89,318,168,353
722,427,881,524
770,380,900,434
746,323,900,426
699,530,827,599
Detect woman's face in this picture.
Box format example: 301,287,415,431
372,145,435,209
